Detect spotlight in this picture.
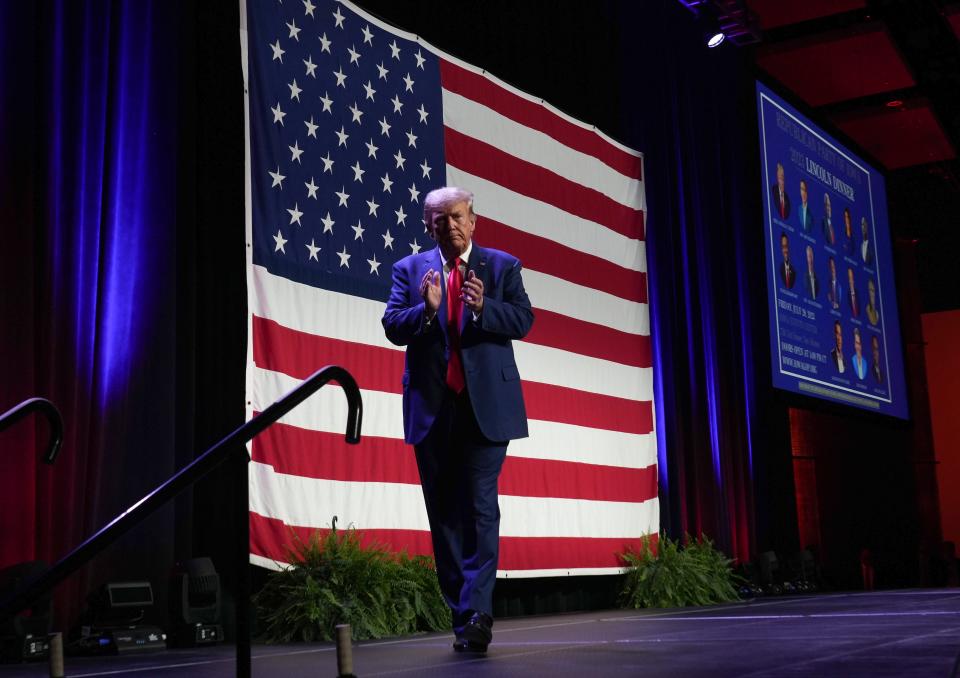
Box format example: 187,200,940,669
706,30,725,48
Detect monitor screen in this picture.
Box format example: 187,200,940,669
756,81,908,419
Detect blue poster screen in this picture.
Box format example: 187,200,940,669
757,81,908,419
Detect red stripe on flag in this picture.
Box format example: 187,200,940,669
250,512,658,571
524,308,651,369
251,421,657,503
440,59,643,182
500,456,657,503
252,316,403,393
251,421,420,484
522,381,653,435
251,512,434,561
444,127,644,242
253,317,652,434
479,216,647,304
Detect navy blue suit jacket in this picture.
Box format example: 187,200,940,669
382,244,534,445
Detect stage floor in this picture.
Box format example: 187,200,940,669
5,589,960,676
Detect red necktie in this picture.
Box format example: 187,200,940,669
445,257,465,393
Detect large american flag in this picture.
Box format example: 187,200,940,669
241,0,656,577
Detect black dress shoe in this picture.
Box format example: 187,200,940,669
459,612,493,652
452,634,488,653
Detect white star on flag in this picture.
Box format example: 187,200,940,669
268,166,285,189
273,229,287,252
321,211,335,233
286,19,301,41
320,91,333,113
351,220,365,241
350,161,365,183
287,203,304,225
305,177,319,199
288,79,302,101
320,151,334,173
289,141,304,163
348,102,363,124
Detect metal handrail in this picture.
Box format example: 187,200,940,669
0,397,64,464
0,366,362,677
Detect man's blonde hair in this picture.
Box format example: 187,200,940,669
423,186,475,227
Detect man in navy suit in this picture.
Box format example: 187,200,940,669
382,186,533,653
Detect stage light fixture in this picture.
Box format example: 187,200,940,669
678,0,761,46
169,558,222,647
0,561,52,662
74,581,167,654
705,20,725,48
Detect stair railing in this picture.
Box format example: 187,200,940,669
0,365,362,678
0,397,64,464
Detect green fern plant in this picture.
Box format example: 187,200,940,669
619,533,741,608
254,526,451,642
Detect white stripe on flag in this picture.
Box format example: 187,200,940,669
249,265,396,351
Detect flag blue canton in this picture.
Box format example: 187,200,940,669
247,0,445,302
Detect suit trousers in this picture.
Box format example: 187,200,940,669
414,387,508,632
